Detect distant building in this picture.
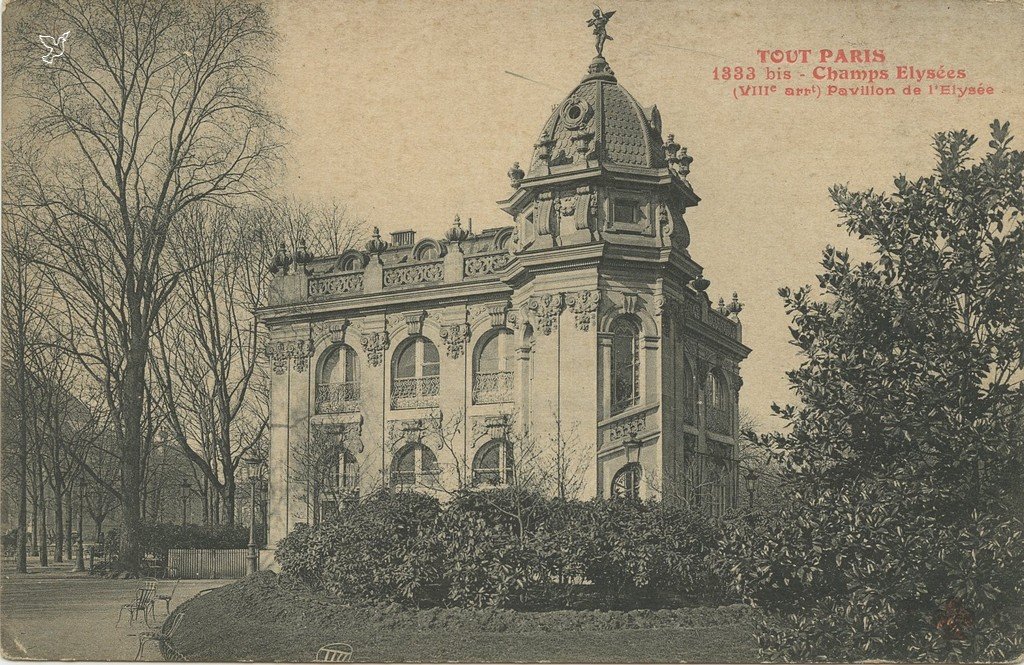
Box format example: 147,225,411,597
260,36,750,555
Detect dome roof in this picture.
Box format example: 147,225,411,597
527,57,667,177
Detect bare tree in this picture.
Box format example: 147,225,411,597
0,211,45,572
5,0,278,569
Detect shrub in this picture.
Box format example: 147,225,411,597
277,490,442,605
276,488,729,610
106,523,250,561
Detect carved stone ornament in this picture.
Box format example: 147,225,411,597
265,338,313,375
487,302,511,328
527,293,563,336
360,331,390,367
404,311,427,336
621,292,640,315
313,319,350,344
439,323,471,359
556,195,577,218
652,295,666,317
386,417,443,450
565,290,601,331
311,420,365,454
470,414,511,447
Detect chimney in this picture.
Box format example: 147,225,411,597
390,230,416,248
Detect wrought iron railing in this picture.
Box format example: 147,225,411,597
390,376,440,409
315,382,360,414
472,370,514,404
707,406,731,435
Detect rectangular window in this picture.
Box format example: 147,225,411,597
613,198,638,226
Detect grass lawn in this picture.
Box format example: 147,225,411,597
173,573,760,662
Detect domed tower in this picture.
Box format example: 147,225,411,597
498,13,748,507
499,53,697,252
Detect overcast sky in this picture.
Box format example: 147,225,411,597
263,0,1022,426
6,0,1022,428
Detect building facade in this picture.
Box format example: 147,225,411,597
259,43,751,554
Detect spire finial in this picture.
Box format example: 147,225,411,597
586,8,615,57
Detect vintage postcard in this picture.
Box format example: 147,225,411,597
1,0,1022,662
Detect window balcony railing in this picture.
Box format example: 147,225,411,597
391,376,440,410
315,382,360,414
707,407,731,435
472,370,514,404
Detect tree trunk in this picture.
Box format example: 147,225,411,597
37,465,47,567
224,475,236,526
31,492,38,557
53,470,64,563
65,484,74,560
118,337,148,571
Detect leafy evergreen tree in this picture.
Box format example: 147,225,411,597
727,121,1024,661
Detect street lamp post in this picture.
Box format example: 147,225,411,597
744,467,758,510
244,454,263,575
180,480,190,526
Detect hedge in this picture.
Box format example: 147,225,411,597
276,489,732,610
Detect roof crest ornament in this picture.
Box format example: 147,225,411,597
587,8,615,57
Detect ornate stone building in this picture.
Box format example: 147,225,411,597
259,31,750,555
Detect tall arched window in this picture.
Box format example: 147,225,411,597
611,318,641,414
707,462,729,517
473,329,514,404
472,439,513,486
390,444,440,490
681,358,697,425
314,447,358,523
391,337,440,409
611,462,642,500
706,370,730,435
316,345,359,414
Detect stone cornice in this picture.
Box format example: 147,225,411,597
258,280,512,327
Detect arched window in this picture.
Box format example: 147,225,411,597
390,444,440,490
473,329,514,404
682,358,697,425
707,462,729,517
706,370,730,435
315,345,359,414
391,337,440,409
611,463,642,500
341,255,360,271
611,318,641,414
413,242,441,261
472,439,513,486
314,447,358,523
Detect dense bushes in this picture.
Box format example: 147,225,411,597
106,523,250,561
276,488,731,610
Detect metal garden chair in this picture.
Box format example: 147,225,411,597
117,585,157,627
132,611,187,660
315,643,354,662
156,579,179,614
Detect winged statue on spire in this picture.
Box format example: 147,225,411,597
587,8,615,57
